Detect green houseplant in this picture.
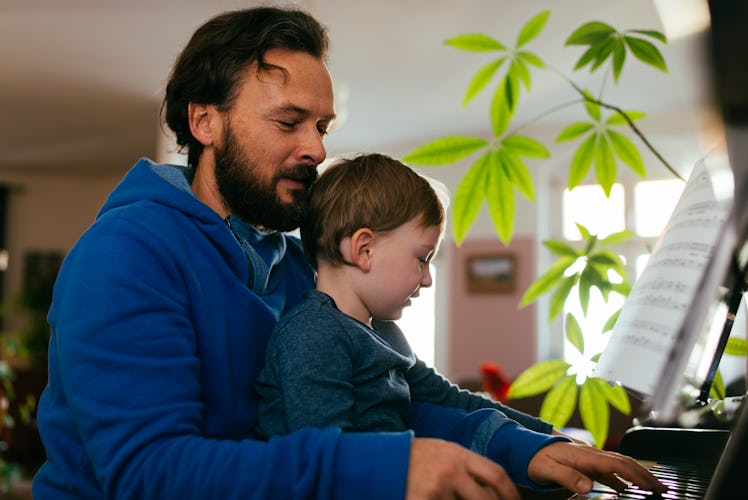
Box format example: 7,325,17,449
0,252,59,492
404,10,747,448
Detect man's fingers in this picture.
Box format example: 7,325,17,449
528,450,594,493
407,438,521,500
598,454,667,493
593,472,630,492
528,442,667,494
463,452,521,500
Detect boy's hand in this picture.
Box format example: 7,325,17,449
527,441,668,494
407,438,521,499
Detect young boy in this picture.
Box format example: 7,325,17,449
254,153,570,489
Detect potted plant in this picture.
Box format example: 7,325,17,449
0,251,60,492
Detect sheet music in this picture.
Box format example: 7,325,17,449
595,153,734,395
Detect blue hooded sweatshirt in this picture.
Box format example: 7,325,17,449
33,158,557,499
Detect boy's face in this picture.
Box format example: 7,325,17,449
364,219,442,321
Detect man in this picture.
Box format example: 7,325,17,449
33,6,663,499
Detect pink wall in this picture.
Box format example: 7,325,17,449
447,237,537,384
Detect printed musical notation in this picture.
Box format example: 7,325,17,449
595,155,734,395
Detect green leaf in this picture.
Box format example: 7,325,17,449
520,255,577,307
403,136,489,165
517,10,550,47
444,33,506,52
502,135,549,159
610,281,632,296
569,134,597,188
606,110,646,126
565,21,616,46
490,80,514,137
630,29,667,44
510,59,532,91
517,50,545,69
588,249,626,277
565,313,585,355
573,45,602,72
592,264,618,301
508,359,571,399
611,38,626,82
725,337,748,356
500,150,535,201
578,266,594,315
487,152,515,244
556,122,594,142
549,275,578,322
583,91,601,121
602,309,621,333
604,381,631,414
543,240,580,257
451,154,489,244
463,58,504,107
594,135,616,196
589,38,616,72
504,72,520,112
624,36,668,72
580,379,610,448
608,130,646,177
539,375,578,429
576,223,592,242
584,257,609,281
711,369,725,399
598,229,634,245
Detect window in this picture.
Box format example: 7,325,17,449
555,178,685,371
397,264,436,366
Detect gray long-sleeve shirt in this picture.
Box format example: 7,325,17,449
254,289,552,438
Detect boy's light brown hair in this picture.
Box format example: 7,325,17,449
301,153,445,270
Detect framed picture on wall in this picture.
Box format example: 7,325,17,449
466,253,516,294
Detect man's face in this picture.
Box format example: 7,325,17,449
215,48,335,231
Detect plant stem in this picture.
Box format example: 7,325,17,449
565,79,685,181
542,65,685,181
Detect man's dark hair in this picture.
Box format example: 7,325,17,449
161,6,329,168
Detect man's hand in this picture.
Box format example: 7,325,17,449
527,441,668,494
407,438,521,499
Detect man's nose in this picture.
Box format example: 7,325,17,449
300,127,326,165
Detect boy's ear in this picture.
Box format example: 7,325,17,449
345,228,375,272
187,102,219,147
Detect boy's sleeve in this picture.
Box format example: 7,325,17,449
373,319,553,434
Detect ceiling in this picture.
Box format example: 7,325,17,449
0,0,715,175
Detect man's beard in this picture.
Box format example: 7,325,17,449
214,125,317,232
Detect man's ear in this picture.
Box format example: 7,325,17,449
344,228,375,272
187,102,219,147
